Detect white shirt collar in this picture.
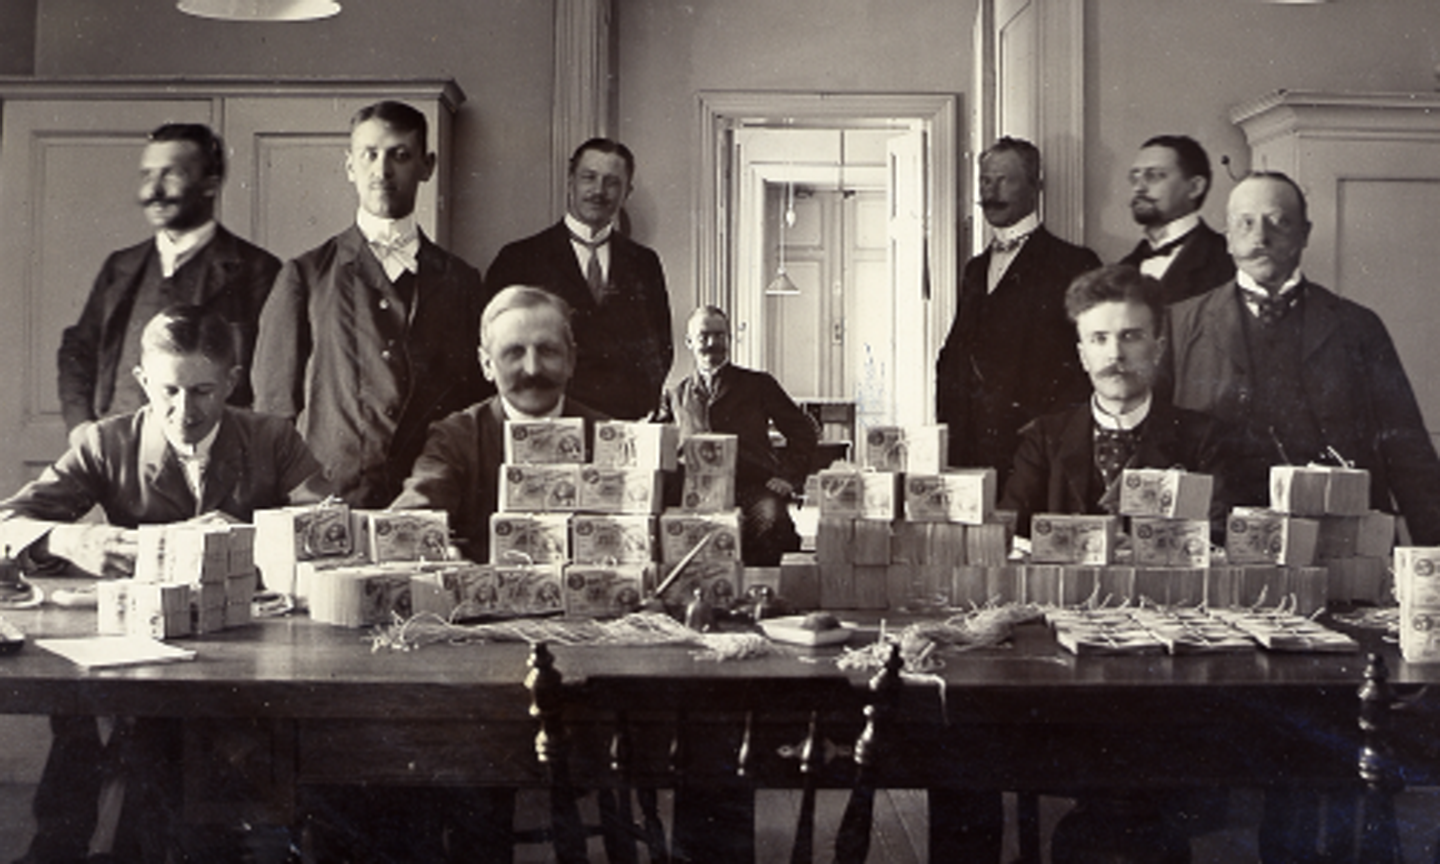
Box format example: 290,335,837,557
564,212,614,243
1144,212,1200,248
356,209,420,281
165,419,220,463
1091,392,1152,432
155,220,217,279
501,394,566,421
991,212,1040,247
1237,267,1304,299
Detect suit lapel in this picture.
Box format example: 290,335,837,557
1135,402,1181,469
547,223,596,310
1200,283,1250,378
1056,406,1095,513
1300,281,1340,362
199,412,243,514
139,408,198,517
190,227,239,307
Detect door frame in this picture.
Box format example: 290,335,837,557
695,91,960,423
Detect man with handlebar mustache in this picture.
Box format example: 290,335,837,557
57,123,281,433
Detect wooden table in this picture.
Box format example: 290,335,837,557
0,589,1435,859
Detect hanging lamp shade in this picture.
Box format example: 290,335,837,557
765,182,801,296
178,0,340,21
766,269,800,296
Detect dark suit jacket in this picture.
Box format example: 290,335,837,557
487,222,673,420
1164,279,1440,543
999,400,1231,536
0,406,323,555
935,226,1101,481
57,225,281,430
1118,218,1234,306
656,363,818,490
390,395,606,562
252,226,488,508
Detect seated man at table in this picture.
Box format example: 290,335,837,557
656,305,818,566
391,284,606,561
2,304,324,864
1000,263,1232,537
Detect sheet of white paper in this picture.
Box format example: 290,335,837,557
36,636,197,669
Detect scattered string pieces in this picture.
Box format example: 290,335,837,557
368,610,786,661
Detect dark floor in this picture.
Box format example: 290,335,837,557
4,781,1439,863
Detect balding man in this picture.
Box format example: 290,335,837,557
391,285,606,562
1164,170,1440,543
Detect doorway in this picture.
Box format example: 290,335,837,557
696,93,960,431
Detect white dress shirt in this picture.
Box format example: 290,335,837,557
1136,212,1200,280
356,208,420,283
987,212,1040,293
156,220,217,279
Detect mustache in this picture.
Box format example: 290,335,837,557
980,198,1005,209
1131,195,1155,207
511,372,561,392
142,196,180,207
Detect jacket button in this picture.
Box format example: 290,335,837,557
381,349,393,361
379,299,390,310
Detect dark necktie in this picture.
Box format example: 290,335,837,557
991,231,1032,254
1094,426,1140,490
569,230,611,302
1240,286,1301,327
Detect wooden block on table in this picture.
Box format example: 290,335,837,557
681,472,736,511
966,522,1010,567
1119,469,1214,520
1032,515,1119,565
493,562,567,616
1328,557,1388,606
1171,568,1206,607
562,564,649,617
890,521,925,565
1131,518,1210,568
593,421,679,471
779,552,821,610
951,565,987,608
1270,466,1330,516
853,564,888,610
886,563,915,610
851,519,892,565
859,472,903,521
925,523,968,567
658,509,742,563
1097,566,1136,605
360,509,449,562
577,467,664,514
819,560,856,609
816,469,864,518
1024,565,1060,606
571,514,655,565
1318,512,1396,560
681,434,739,476
904,470,996,525
490,513,570,565
862,424,948,474
1058,566,1099,607
498,464,581,512
1323,467,1371,516
816,517,855,566
1284,566,1329,615
985,565,1019,605
1133,567,1172,605
504,418,587,464
1236,566,1279,607
1226,509,1319,566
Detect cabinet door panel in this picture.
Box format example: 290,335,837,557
0,99,213,492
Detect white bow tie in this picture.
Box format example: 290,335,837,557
369,233,419,280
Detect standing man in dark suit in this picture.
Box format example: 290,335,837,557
1165,171,1440,545
935,136,1101,485
487,138,673,420
1000,264,1230,537
252,100,488,508
1118,135,1233,305
58,123,280,432
657,305,818,567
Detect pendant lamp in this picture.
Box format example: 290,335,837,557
765,182,800,296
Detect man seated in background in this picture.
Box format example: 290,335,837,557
4,305,323,864
1000,263,1231,537
656,305,818,567
392,285,605,562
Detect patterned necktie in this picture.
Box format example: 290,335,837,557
1094,427,1140,490
569,230,611,301
1241,287,1301,327
991,231,1032,254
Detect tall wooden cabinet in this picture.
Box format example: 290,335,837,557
0,79,463,493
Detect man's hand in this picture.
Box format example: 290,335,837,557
43,524,139,579
765,477,796,498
